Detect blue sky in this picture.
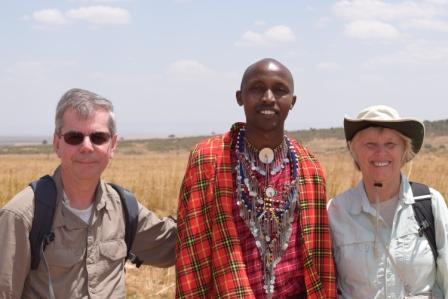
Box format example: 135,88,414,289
1,0,447,138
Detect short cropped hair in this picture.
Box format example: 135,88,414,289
348,126,415,171
55,88,116,135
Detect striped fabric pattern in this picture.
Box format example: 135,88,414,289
176,123,337,298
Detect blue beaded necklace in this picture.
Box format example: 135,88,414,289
234,127,299,296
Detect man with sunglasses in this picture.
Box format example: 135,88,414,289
0,88,176,298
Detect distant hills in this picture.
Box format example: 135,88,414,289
423,119,448,137
289,119,448,143
0,136,51,146
1,119,447,155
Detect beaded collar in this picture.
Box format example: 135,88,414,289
234,127,299,296
244,138,289,176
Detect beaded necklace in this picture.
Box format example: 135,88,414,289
234,127,299,296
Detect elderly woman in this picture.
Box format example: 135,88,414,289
327,105,448,298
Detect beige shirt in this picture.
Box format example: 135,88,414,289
0,167,176,299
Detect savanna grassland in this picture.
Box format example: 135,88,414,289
1,135,447,298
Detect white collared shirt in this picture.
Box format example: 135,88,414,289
327,174,448,299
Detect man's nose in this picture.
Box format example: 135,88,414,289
261,89,275,103
79,136,95,152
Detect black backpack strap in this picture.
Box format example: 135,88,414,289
108,183,143,268
29,175,57,270
410,181,438,261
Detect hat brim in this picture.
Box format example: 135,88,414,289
344,118,425,154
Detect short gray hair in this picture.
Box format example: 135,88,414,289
348,126,415,171
55,88,116,135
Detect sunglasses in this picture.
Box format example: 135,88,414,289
60,131,111,146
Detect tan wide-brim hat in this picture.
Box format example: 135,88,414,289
344,105,425,154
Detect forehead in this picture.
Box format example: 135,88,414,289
355,127,403,141
61,108,110,131
242,60,293,87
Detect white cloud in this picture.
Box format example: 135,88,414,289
94,0,129,2
28,6,131,27
406,18,448,32
265,26,296,42
32,9,67,26
4,60,77,78
236,25,296,47
69,0,130,2
316,62,341,71
316,17,332,28
238,31,265,46
88,71,107,80
425,0,448,5
333,0,448,43
5,61,45,76
66,6,130,24
167,60,213,77
345,20,401,40
363,41,448,67
333,0,443,22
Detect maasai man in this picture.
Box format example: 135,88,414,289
175,58,337,299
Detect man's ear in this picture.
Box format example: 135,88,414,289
236,90,243,106
53,133,62,158
109,134,118,159
290,95,297,110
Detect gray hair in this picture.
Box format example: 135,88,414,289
348,126,415,171
55,88,116,135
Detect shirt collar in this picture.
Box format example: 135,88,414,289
96,181,121,212
348,173,414,216
52,166,87,229
51,166,114,229
400,174,415,205
348,181,377,216
95,181,107,211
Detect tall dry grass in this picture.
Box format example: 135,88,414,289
1,146,447,298
320,149,448,201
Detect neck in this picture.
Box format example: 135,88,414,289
364,178,401,203
61,171,99,209
245,126,284,149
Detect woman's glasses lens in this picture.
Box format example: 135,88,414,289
62,131,111,145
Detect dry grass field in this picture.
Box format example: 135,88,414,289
0,136,447,298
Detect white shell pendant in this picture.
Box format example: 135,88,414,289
265,187,276,198
259,147,274,164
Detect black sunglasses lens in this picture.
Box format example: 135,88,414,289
62,131,110,145
90,132,110,145
63,132,84,145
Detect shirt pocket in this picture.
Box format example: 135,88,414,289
334,236,377,292
44,248,85,273
99,239,127,261
95,239,127,283
74,239,124,297
393,220,435,290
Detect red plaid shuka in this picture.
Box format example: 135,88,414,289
176,123,337,299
